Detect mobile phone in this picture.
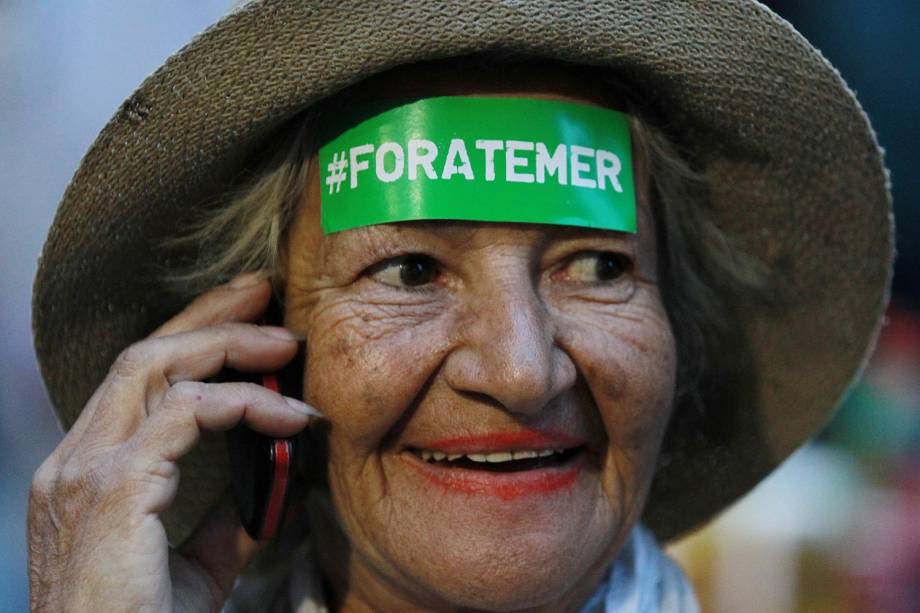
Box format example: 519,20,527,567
224,298,306,540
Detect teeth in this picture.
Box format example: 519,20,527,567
417,449,569,463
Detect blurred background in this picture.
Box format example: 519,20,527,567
0,2,917,611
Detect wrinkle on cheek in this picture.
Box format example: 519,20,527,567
284,276,340,326
311,297,445,346
562,297,673,357
573,328,675,409
597,427,663,535
304,294,456,444
554,288,676,531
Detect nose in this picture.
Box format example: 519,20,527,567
442,274,577,415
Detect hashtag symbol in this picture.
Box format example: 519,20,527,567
325,151,348,194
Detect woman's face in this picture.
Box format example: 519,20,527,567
284,66,677,611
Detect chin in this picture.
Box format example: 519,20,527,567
353,473,623,611
316,437,643,611
402,529,616,612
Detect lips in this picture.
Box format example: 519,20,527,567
402,430,588,500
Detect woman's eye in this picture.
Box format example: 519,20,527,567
564,252,631,283
370,254,439,288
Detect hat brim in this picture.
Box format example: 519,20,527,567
33,0,892,544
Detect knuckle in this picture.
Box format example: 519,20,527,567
134,457,179,487
58,460,104,497
225,380,258,402
111,341,157,379
162,380,207,408
225,319,265,337
30,458,59,502
222,381,273,413
29,457,107,533
209,320,246,339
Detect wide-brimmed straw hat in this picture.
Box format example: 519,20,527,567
33,0,892,545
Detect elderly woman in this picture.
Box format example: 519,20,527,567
28,2,891,611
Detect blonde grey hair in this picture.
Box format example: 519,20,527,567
159,108,318,295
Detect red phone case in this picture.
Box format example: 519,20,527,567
226,304,304,539
225,364,303,540
254,373,294,539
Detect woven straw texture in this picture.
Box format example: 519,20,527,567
33,0,892,545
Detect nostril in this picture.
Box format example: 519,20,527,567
440,296,574,414
455,390,504,409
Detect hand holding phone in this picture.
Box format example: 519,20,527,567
27,276,311,610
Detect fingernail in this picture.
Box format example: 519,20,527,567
284,397,325,418
228,271,267,289
286,329,307,341
259,326,300,342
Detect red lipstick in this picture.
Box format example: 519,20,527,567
404,430,587,500
407,456,584,500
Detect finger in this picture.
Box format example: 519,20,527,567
151,273,272,339
160,323,302,383
152,380,320,435
80,323,302,449
113,380,319,516
173,499,263,609
61,274,275,453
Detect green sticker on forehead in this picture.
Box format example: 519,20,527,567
319,97,636,235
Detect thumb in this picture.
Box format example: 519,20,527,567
174,499,264,607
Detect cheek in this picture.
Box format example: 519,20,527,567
303,295,455,451
556,291,676,494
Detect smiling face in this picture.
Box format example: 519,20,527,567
283,63,677,611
